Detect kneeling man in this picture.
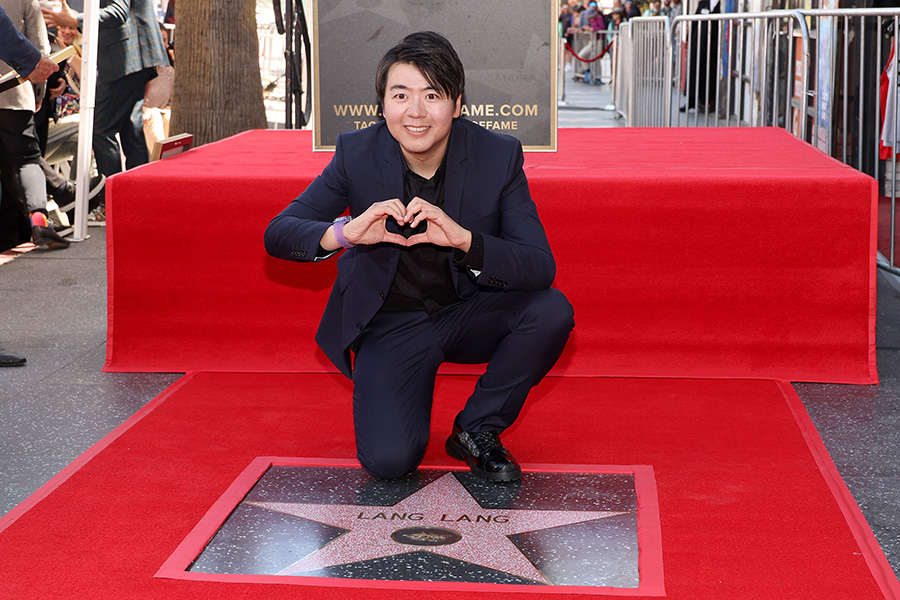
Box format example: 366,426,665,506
265,31,574,482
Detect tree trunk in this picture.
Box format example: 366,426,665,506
170,1,267,146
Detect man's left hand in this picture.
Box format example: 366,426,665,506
404,197,472,253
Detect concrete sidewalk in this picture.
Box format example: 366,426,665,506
557,77,624,129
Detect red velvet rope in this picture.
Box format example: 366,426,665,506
564,38,615,63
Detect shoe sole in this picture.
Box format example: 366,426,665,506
445,435,521,482
32,233,71,249
36,241,70,250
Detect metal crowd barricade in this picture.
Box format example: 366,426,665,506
669,10,809,137
608,18,670,127
786,9,900,275
628,16,671,127
612,23,631,123
662,8,900,274
567,8,900,272
878,12,900,273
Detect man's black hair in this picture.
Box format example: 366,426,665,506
375,31,465,108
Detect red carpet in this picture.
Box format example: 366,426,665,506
1,373,895,598
104,128,877,383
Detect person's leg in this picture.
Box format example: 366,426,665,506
0,110,48,216
41,157,67,194
435,288,575,433
350,310,445,479
93,81,123,178
93,73,148,177
0,111,69,248
119,69,153,170
433,288,573,481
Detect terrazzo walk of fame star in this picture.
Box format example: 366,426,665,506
159,459,664,594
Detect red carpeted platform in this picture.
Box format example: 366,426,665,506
104,128,877,383
0,373,895,598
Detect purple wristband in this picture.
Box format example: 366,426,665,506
333,216,354,249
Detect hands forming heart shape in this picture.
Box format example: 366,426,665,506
341,197,472,252
385,216,428,239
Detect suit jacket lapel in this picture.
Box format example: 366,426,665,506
443,120,467,223
380,125,404,203
379,119,466,216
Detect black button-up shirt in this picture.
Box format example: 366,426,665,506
382,152,484,313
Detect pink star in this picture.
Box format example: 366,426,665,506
247,472,629,584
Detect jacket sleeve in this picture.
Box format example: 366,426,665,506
0,6,40,77
264,134,352,263
476,139,557,291
97,0,130,26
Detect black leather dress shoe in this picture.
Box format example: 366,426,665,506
0,347,27,366
32,225,70,249
445,418,521,482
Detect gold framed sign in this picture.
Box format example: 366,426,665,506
312,0,558,152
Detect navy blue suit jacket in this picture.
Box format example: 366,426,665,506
265,118,556,377
0,5,40,76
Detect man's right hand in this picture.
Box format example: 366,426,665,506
26,54,58,83
49,77,66,98
320,199,411,250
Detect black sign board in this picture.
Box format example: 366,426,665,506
312,0,558,151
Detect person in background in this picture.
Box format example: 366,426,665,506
670,0,683,19
38,21,105,225
0,0,70,249
0,3,58,367
585,2,606,33
625,0,641,19
608,6,625,30
42,0,168,179
0,5,57,83
643,0,662,16
559,2,576,72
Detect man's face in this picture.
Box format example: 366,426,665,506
382,62,461,168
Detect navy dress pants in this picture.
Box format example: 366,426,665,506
351,287,574,479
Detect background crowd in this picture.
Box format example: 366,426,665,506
559,0,684,75
0,0,174,366
0,0,174,257
559,0,684,38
